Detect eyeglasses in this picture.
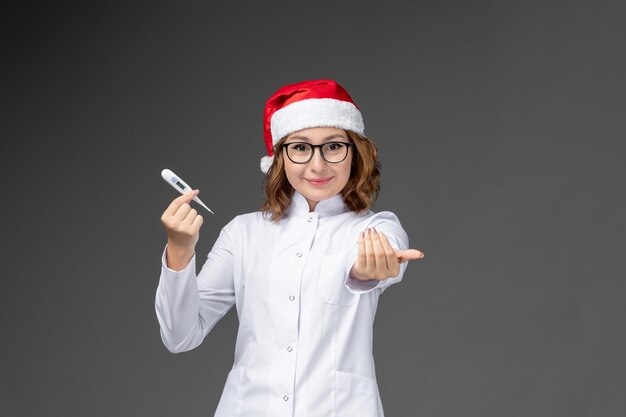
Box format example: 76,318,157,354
281,142,352,164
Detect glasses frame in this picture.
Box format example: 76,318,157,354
281,141,353,164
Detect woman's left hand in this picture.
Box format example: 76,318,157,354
349,227,424,282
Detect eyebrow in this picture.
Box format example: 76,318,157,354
286,133,347,142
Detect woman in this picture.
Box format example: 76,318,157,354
155,79,423,416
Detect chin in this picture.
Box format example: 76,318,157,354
304,190,337,202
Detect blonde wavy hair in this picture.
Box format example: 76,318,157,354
261,130,381,222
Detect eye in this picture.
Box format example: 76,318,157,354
288,143,310,153
325,142,345,151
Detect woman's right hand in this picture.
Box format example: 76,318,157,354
160,190,204,270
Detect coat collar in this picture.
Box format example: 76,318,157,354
290,192,349,218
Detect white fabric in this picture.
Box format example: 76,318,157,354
155,192,409,417
260,155,274,174
270,98,364,146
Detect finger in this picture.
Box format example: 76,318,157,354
396,249,425,263
191,214,204,230
378,232,400,274
183,208,198,225
173,202,192,221
357,231,366,267
369,228,388,271
163,190,199,217
377,232,397,258
363,228,375,270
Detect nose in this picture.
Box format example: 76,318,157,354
308,147,327,171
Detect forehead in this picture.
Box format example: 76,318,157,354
286,127,347,142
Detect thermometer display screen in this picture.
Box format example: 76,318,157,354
176,181,186,190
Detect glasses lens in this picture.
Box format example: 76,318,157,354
322,142,349,163
285,142,350,163
286,143,313,163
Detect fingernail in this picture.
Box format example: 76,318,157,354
193,189,199,195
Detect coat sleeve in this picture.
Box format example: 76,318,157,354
155,224,236,353
344,211,410,295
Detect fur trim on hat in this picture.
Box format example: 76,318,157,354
270,98,364,146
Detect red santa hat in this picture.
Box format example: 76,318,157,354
260,79,365,173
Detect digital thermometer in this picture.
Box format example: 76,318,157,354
161,168,214,214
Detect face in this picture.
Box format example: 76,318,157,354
282,127,352,211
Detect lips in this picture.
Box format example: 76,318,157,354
305,177,332,186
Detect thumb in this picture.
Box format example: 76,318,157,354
396,249,424,263
182,189,199,202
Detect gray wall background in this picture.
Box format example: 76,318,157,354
2,0,624,416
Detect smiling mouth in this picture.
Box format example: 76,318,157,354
306,177,332,185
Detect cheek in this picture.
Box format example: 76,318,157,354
283,162,301,186
340,157,353,181
334,163,352,191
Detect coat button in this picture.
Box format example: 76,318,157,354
283,395,289,401
287,346,293,352
289,295,295,301
307,217,312,222
296,252,302,257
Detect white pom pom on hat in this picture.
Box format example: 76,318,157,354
260,79,365,174
260,155,274,173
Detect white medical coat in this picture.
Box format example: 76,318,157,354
155,192,409,417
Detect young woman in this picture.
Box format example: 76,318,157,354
155,79,423,417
